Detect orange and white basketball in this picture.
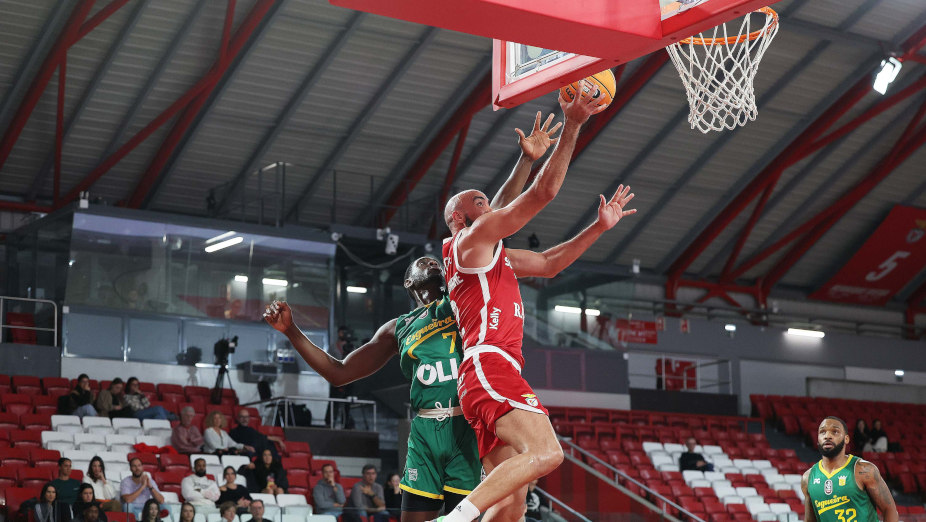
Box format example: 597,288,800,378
559,69,616,113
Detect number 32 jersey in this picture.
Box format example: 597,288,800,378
442,230,526,367
806,455,877,522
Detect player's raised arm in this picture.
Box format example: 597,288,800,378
490,111,562,209
857,461,898,522
455,89,599,248
263,301,398,387
506,184,636,278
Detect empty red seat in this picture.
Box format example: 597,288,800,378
18,467,53,488
286,441,312,459
32,395,58,414
155,470,187,487
20,413,51,431
727,504,748,514
158,383,184,396
184,386,210,401
29,448,60,465
158,453,190,472
0,447,31,465
10,430,41,448
11,375,41,393
0,411,19,430
5,486,43,518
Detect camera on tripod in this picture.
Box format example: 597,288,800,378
214,336,238,367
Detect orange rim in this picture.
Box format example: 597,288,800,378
680,7,778,46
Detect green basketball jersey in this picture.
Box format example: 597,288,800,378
807,455,878,522
395,296,462,411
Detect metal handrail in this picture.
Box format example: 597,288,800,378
0,295,58,347
559,437,702,522
534,485,593,522
241,395,378,432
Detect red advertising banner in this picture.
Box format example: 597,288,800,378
811,205,926,306
592,316,659,346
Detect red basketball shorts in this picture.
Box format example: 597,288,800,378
457,345,549,458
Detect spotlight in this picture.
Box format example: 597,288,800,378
873,57,902,95
554,305,600,316
262,278,288,287
724,324,736,332
234,275,248,283
632,258,641,275
347,286,368,294
895,370,905,377
786,328,824,338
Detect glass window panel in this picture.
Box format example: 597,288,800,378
128,317,180,364
227,325,271,367
66,313,123,359
184,322,227,364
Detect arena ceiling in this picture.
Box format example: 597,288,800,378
2,0,926,311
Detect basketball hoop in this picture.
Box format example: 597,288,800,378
666,7,779,133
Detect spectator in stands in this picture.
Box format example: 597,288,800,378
854,419,873,452
34,483,69,522
228,409,284,459
383,473,402,519
79,504,102,522
203,411,254,456
312,464,346,518
95,378,131,419
181,458,221,507
123,377,173,420
84,457,120,512
179,503,196,522
172,406,205,454
249,449,287,495
73,484,107,522
679,437,714,472
525,479,565,522
139,499,161,522
248,499,272,522
869,419,889,452
219,502,237,522
51,457,82,505
346,464,388,522
217,466,252,511
121,457,165,518
66,374,98,418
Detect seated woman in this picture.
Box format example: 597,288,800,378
217,466,252,512
139,499,162,522
67,374,98,418
250,449,288,495
179,503,196,522
869,419,889,452
33,483,70,522
83,457,120,511
73,484,108,522
203,411,255,456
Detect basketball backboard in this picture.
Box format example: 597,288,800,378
327,0,775,108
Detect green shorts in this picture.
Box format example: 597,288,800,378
400,414,481,500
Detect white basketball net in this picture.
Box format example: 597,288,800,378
666,7,779,133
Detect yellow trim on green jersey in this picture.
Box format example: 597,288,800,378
442,485,472,495
400,483,444,499
817,455,854,479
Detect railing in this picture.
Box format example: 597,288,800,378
629,353,733,394
242,395,378,432
535,485,594,522
559,437,699,522
0,295,58,347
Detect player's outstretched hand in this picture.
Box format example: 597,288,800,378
263,300,293,332
596,184,636,230
559,79,601,125
515,111,562,161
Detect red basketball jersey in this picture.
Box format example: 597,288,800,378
442,229,526,367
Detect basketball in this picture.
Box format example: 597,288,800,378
558,69,617,112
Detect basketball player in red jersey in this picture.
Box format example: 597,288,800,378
435,89,637,522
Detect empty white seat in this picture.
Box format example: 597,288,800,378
107,462,130,476
276,495,309,507
106,434,136,452
282,506,313,516
682,470,704,483
642,442,664,454
757,513,779,522
769,504,791,514
760,469,781,479
733,459,753,468
65,449,94,461
793,485,804,501
739,467,759,475
222,455,251,471
47,440,76,452
72,460,91,475
714,486,736,499
656,462,678,472
143,418,172,433
670,451,683,464
702,445,724,454
191,454,222,467
206,514,221,522
74,433,106,453
747,502,771,515
113,418,143,435
99,451,129,463
689,479,711,488
721,495,744,505
778,513,799,522
753,459,773,469
704,471,725,482
711,480,732,489
52,415,82,428
136,435,169,447
718,466,741,475
651,454,674,467
281,515,305,522
712,456,733,467
783,474,802,485
736,487,758,497
83,416,115,434
307,516,337,522
744,495,765,506
663,443,685,453
42,431,74,444
770,481,792,491
252,493,277,506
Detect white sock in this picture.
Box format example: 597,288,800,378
443,499,480,522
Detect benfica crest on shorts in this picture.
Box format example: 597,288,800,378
824,479,833,495
522,393,538,407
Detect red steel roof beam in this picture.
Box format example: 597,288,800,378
760,98,926,294
74,0,131,41
54,58,66,206
378,73,491,226
0,1,96,171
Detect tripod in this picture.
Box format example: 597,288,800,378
211,360,235,405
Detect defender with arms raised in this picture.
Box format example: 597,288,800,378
437,88,636,522
802,416,897,522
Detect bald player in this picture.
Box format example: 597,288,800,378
434,88,637,522
802,416,897,522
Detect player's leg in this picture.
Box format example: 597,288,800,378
453,408,563,517
480,444,528,522
402,418,448,521
401,494,442,522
